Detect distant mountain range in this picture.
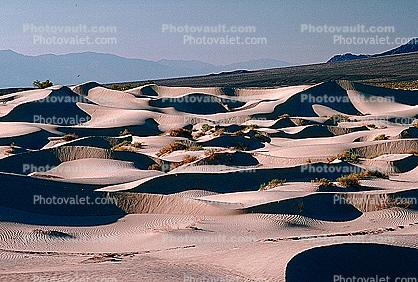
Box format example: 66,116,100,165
0,50,289,88
328,38,418,63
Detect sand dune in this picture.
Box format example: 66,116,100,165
1,80,418,281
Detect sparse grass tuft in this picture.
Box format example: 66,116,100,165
336,170,388,188
311,178,334,186
4,143,15,155
337,173,362,188
188,145,204,151
172,155,198,168
62,133,79,141
201,124,213,132
148,163,162,171
157,141,189,156
111,140,131,151
110,83,134,91
373,134,388,141
119,129,131,136
259,179,286,191
330,150,360,163
164,128,192,138
33,80,53,89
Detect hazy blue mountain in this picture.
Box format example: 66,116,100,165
328,38,418,63
0,50,289,88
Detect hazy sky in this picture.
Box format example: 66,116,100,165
0,0,416,65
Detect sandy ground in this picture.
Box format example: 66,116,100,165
0,80,418,281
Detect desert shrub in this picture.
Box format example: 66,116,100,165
4,143,15,155
259,179,286,191
331,150,360,163
110,83,134,91
373,134,388,141
33,80,53,89
311,178,334,186
131,142,143,149
157,141,189,156
147,163,162,171
119,129,131,136
201,124,213,132
231,130,245,136
33,229,73,238
165,128,192,138
335,171,386,188
111,140,131,151
367,124,377,129
62,133,79,141
337,173,362,188
244,124,259,130
364,170,389,179
278,114,290,120
213,128,225,136
172,155,198,168
188,145,203,151
293,118,308,126
253,131,270,142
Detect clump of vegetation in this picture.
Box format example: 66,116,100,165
311,178,335,187
62,133,79,142
111,140,131,151
337,173,362,188
370,80,418,91
172,155,198,168
201,124,213,132
119,129,131,136
330,150,360,163
278,114,290,120
164,128,192,138
148,163,162,171
367,124,377,129
4,143,15,155
33,80,53,89
253,130,270,142
110,83,134,91
231,129,245,136
336,170,388,188
157,141,189,156
188,145,204,151
259,179,286,191
244,124,259,130
213,128,225,136
33,229,74,238
373,134,388,141
131,142,143,149
364,170,389,179
292,118,309,126
203,148,221,163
